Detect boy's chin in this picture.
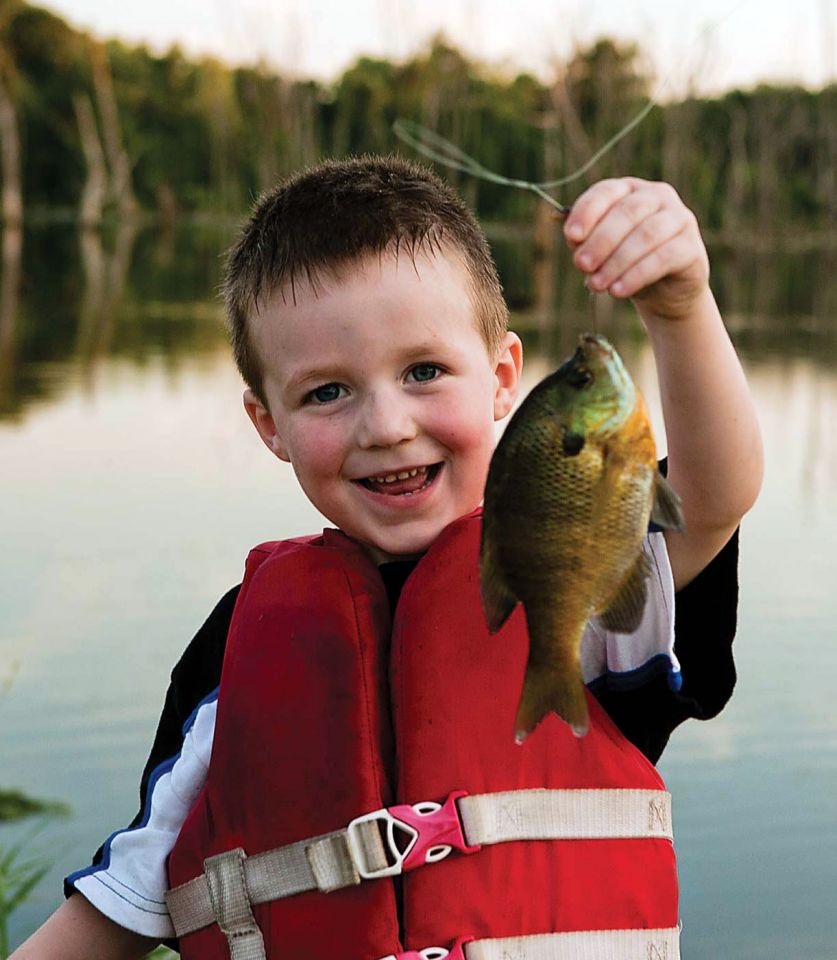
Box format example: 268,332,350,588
357,513,475,565
356,524,444,565
360,537,432,566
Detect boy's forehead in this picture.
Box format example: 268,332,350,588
249,246,475,343
279,244,469,299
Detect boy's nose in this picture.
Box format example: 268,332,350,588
357,391,417,449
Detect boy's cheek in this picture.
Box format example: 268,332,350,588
287,437,337,482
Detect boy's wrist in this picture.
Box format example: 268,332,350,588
634,283,718,331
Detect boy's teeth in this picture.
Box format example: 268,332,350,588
371,467,424,483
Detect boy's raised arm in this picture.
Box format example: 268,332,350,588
563,177,763,589
638,282,762,588
9,894,160,960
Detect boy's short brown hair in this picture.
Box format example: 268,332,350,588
223,155,509,404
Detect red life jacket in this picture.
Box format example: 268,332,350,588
166,512,678,959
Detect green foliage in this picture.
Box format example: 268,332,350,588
565,38,651,134
0,790,70,823
330,55,397,155
0,652,70,956
0,1,835,233
107,43,215,210
0,833,51,958
3,2,90,208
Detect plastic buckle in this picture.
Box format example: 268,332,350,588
347,791,480,879
378,936,475,960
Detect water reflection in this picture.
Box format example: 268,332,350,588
0,227,21,411
76,221,138,384
712,243,837,365
0,223,235,420
0,222,836,422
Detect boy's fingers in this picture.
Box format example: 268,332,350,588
564,178,638,242
571,188,663,273
604,232,701,300
584,208,689,292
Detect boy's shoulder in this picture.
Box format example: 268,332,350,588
170,585,240,714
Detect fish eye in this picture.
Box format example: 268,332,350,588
568,367,593,389
562,430,585,456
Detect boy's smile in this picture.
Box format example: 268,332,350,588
244,249,522,563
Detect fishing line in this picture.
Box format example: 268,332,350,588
392,119,572,214
588,291,599,336
392,0,753,211
393,97,656,213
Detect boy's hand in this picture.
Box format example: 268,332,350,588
563,177,710,323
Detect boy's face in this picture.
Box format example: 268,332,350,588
244,250,522,563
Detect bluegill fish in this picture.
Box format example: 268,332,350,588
480,334,684,741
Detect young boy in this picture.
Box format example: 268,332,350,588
13,157,762,959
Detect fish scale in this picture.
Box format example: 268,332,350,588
480,334,684,742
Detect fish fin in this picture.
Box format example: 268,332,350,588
651,472,686,532
514,664,590,743
479,530,517,632
598,549,651,633
479,564,518,633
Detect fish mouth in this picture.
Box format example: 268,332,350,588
580,333,614,357
354,463,442,496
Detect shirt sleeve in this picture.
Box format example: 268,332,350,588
63,586,240,939
591,528,739,764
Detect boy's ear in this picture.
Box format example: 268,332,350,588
493,331,523,420
243,389,290,462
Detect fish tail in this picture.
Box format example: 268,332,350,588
514,664,590,743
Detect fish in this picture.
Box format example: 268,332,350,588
480,333,685,742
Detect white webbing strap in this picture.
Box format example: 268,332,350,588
459,789,672,844
466,927,680,960
166,789,673,941
203,849,266,960
167,821,386,938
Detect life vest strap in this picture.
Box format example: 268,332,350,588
459,788,672,844
166,788,673,940
203,849,267,960
380,927,681,960
167,821,385,938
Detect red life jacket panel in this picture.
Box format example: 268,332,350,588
167,513,678,959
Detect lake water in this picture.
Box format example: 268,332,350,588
1,223,836,957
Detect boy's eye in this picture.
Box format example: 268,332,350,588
408,363,441,383
307,383,344,404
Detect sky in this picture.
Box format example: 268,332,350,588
42,0,836,96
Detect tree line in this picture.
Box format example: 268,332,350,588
1,0,835,236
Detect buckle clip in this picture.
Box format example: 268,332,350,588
347,791,479,879
378,936,475,960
